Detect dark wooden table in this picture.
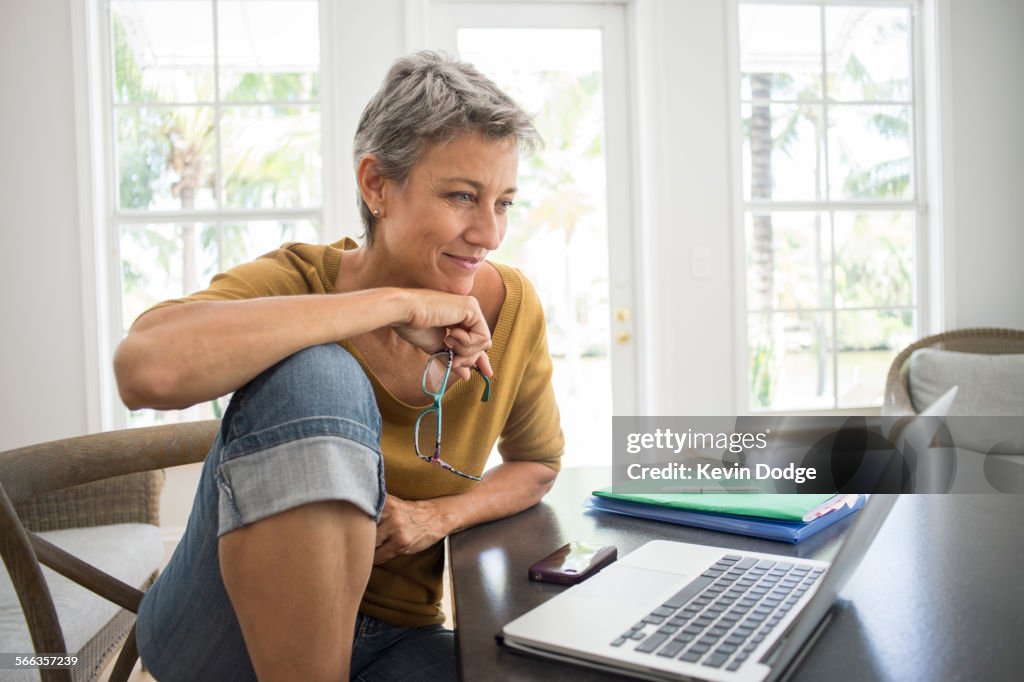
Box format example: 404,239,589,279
448,467,1024,681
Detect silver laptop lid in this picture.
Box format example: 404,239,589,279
763,493,899,680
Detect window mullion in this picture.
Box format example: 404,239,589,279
818,2,839,409
115,208,322,224
745,200,918,211
829,209,839,409
212,0,224,208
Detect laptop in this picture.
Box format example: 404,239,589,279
501,494,896,681
500,389,957,681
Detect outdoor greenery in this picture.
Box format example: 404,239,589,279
744,7,914,409
488,66,609,363
114,5,320,314
112,4,322,425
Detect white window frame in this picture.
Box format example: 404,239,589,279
727,0,941,414
73,0,342,430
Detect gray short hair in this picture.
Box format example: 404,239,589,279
353,51,541,244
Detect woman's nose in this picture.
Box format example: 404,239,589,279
467,208,503,250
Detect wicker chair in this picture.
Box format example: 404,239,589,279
883,327,1024,417
0,420,219,682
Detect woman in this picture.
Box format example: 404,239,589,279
116,52,564,681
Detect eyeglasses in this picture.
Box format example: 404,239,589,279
414,348,491,481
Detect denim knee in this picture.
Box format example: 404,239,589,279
222,343,381,448
213,343,386,535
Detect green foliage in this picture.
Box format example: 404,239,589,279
495,69,603,263
750,337,775,408
223,72,318,103
113,12,162,208
112,11,146,102
117,111,165,209
222,118,320,209
114,5,322,325
842,157,911,198
836,310,912,351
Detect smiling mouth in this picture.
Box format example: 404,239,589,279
445,253,484,269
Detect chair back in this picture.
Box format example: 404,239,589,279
883,328,1024,416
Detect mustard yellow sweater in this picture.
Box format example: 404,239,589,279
150,239,565,626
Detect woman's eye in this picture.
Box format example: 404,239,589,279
449,192,474,203
497,199,514,212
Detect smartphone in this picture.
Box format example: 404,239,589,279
528,541,617,585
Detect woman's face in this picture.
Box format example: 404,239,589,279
376,133,519,295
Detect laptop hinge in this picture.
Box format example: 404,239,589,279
762,606,837,682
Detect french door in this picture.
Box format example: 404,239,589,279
422,1,639,466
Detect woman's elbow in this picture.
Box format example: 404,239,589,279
113,337,181,410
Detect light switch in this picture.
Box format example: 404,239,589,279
691,247,711,279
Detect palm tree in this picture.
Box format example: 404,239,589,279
166,112,214,295
748,73,777,407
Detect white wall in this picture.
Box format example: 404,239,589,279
947,0,1024,329
635,0,737,415
0,0,89,450
1,0,1022,450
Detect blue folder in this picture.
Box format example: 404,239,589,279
584,494,865,544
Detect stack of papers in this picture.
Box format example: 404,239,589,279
586,491,864,544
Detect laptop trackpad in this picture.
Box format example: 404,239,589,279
568,563,689,608
504,563,688,648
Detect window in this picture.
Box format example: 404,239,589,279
737,1,921,410
106,0,324,426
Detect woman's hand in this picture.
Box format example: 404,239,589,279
373,495,454,564
374,462,557,565
390,289,494,380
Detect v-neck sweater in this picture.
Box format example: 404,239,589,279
147,238,565,626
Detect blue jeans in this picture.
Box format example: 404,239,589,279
136,344,457,681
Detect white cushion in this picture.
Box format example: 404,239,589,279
0,523,162,681
909,349,1024,453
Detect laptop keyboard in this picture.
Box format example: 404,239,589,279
610,555,825,672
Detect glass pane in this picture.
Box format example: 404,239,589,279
116,106,217,210
211,220,321,273
739,4,822,101
746,212,831,312
743,103,823,201
422,355,449,396
221,105,322,208
119,222,214,329
458,28,612,468
416,409,439,457
837,309,914,407
110,1,214,103
749,312,834,411
826,7,912,102
217,1,320,101
834,211,914,308
828,104,912,200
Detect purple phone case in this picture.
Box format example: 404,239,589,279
528,542,618,585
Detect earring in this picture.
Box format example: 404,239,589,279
373,208,381,217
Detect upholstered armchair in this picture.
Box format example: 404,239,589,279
883,327,1024,493
883,327,1024,417
0,420,219,682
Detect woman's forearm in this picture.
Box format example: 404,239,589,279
435,460,558,535
114,288,407,410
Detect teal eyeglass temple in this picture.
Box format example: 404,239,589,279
413,348,491,481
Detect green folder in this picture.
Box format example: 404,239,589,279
591,489,836,522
